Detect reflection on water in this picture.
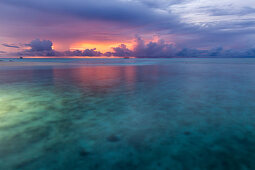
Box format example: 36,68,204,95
1,59,255,169
53,66,138,93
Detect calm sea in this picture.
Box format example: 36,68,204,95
1,58,255,169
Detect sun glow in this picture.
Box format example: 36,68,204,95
70,42,133,52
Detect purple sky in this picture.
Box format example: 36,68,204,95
0,0,255,57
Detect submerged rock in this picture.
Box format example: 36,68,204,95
184,131,191,135
107,134,120,142
79,149,91,157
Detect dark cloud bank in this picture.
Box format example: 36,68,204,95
15,38,255,58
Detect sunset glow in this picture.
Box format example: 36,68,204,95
70,42,134,53
1,0,254,58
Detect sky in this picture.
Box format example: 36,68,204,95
0,0,255,57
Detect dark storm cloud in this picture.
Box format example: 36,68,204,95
2,43,20,48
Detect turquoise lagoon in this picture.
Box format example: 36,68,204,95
1,58,255,169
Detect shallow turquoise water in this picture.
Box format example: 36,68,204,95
1,58,255,169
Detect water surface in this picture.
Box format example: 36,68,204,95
1,58,255,169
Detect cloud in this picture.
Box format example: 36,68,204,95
20,37,179,57
2,43,19,48
102,36,177,57
0,0,172,25
61,48,102,56
16,39,54,56
170,0,255,32
83,48,102,56
0,0,182,48
17,50,55,57
17,39,103,56
112,36,255,58
28,39,53,51
56,48,102,56
133,36,177,57
15,37,255,58
110,44,133,56
5,34,255,59
176,47,255,58
1,0,255,51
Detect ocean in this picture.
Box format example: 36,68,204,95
1,58,255,169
